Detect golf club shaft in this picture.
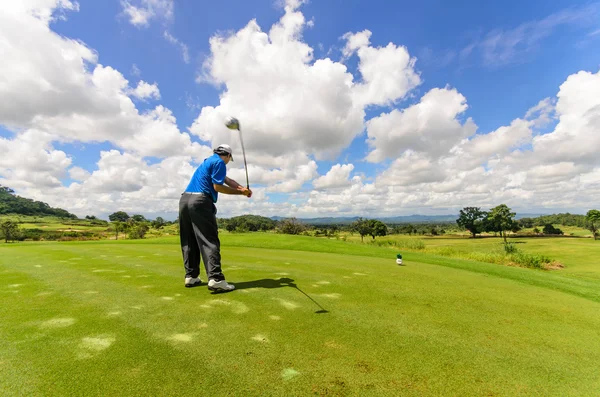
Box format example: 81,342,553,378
293,285,327,311
237,128,249,189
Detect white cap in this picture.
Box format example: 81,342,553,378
214,144,233,161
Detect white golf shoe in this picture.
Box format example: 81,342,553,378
208,279,235,292
184,277,202,288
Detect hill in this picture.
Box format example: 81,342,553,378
0,186,77,218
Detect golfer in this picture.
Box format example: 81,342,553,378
179,144,252,292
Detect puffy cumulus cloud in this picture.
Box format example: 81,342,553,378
26,151,198,217
376,152,447,187
0,129,71,189
120,0,173,27
289,69,600,217
0,1,207,159
343,31,421,108
524,97,556,128
0,2,98,129
448,118,533,170
342,30,372,58
68,166,91,182
267,161,318,193
313,164,355,190
531,70,600,165
82,150,147,193
5,0,80,24
190,0,420,169
131,80,161,100
366,87,477,162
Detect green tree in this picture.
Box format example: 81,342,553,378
542,224,563,235
402,224,415,235
456,207,487,238
131,214,147,222
151,217,166,229
109,211,130,222
485,204,519,243
586,209,600,240
518,217,534,228
113,221,125,240
279,218,305,235
129,223,150,239
368,219,388,240
0,220,21,243
351,218,371,242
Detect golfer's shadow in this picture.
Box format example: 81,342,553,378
234,277,296,290
233,277,329,314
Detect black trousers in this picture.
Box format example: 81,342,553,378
178,193,225,281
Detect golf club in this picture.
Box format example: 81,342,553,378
280,278,328,314
224,116,249,189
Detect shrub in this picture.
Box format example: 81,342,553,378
503,242,518,254
367,238,425,250
509,252,552,269
278,218,306,235
129,224,149,239
543,224,563,235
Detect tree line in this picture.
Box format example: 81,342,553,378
456,205,600,240
107,211,173,239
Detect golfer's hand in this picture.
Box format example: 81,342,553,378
239,187,252,198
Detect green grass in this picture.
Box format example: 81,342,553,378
1,235,600,396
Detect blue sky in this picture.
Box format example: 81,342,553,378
1,0,599,219
51,0,598,130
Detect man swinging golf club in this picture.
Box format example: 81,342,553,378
179,142,252,292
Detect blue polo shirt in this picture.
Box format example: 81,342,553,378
185,154,227,202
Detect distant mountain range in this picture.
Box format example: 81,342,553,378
270,213,546,225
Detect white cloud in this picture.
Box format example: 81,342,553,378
131,63,141,76
450,118,533,169
267,161,319,193
0,2,206,159
531,69,600,165
0,129,71,189
68,166,91,181
131,80,160,100
365,87,477,162
313,164,355,190
164,31,190,63
4,0,80,24
342,30,372,58
1,0,599,218
524,97,556,128
120,0,173,27
83,150,147,193
350,39,421,107
191,0,420,173
192,7,364,163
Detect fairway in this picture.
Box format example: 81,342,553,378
1,236,600,396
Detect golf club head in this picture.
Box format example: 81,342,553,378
224,116,240,131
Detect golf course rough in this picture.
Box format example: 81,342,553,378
0,234,599,396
